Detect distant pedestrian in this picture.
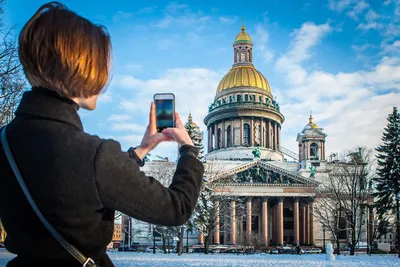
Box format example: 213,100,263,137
296,245,302,255
0,2,203,267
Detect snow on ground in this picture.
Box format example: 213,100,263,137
1,249,399,266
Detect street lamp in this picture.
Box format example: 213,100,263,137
323,225,326,254
186,227,189,253
152,225,156,254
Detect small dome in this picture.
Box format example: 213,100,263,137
216,66,271,94
234,25,252,43
304,114,319,129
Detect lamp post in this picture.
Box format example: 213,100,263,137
186,227,189,253
152,225,156,254
323,225,326,254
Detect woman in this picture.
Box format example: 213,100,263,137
0,2,204,266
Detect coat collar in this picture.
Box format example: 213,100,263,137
15,87,84,131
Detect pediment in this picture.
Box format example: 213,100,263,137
213,160,318,187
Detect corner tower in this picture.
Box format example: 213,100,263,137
204,23,284,161
296,113,327,169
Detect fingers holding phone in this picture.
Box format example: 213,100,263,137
162,112,194,147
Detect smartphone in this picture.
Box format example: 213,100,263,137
154,93,175,132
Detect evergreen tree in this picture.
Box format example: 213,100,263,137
374,106,400,258
184,113,204,159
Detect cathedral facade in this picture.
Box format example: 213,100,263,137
198,24,329,247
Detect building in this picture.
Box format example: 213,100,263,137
200,23,328,247
0,220,6,243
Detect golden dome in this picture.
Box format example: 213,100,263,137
216,66,271,94
234,25,252,43
308,114,319,129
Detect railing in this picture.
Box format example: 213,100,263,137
208,100,281,113
278,145,299,161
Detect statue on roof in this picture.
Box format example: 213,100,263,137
252,147,261,158
309,165,316,178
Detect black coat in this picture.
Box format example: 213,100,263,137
0,88,204,266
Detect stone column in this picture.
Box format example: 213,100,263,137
274,123,277,151
250,117,254,146
246,197,252,237
208,125,212,152
231,119,234,147
277,125,281,150
301,204,306,245
260,119,263,147
222,121,226,148
267,120,271,148
309,201,314,245
277,197,284,245
198,232,204,244
214,124,218,150
271,204,275,243
230,201,236,244
262,197,269,244
305,203,310,244
294,198,300,245
240,118,244,146
214,200,220,244
322,141,326,160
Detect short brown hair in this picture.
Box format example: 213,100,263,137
19,2,111,98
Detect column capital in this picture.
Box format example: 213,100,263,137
262,196,269,202
247,196,252,202
278,196,285,202
294,197,300,202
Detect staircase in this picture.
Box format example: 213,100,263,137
278,145,299,161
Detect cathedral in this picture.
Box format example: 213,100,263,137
197,23,329,247
134,23,334,249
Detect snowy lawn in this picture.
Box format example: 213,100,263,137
1,249,399,266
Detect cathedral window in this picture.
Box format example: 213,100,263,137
227,126,231,147
259,95,263,103
244,123,250,146
241,51,246,62
237,95,242,102
244,94,249,102
310,143,319,160
248,50,251,62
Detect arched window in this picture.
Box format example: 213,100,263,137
227,126,231,147
217,128,222,149
248,50,251,62
244,123,250,146
310,143,319,160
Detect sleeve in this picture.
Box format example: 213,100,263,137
94,140,204,226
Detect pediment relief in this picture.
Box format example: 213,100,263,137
215,161,318,187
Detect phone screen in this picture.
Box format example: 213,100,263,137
155,99,174,131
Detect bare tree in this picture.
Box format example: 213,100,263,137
313,147,374,255
0,1,26,127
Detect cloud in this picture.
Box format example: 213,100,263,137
346,1,369,20
112,11,133,23
137,6,157,14
152,2,209,30
219,16,238,24
275,22,332,85
108,67,222,156
98,91,112,103
255,24,274,62
381,40,400,55
357,9,384,31
328,0,357,12
272,22,400,156
351,43,375,52
107,114,132,122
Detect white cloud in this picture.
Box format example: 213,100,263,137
273,22,400,156
276,22,332,85
107,114,132,122
351,43,375,52
357,9,384,31
98,91,112,103
112,11,133,23
255,24,274,62
219,16,238,24
153,3,209,30
346,1,369,20
328,0,357,12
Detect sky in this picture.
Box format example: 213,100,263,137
4,0,400,161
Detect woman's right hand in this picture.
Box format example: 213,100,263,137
162,113,194,147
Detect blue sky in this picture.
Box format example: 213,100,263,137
5,0,400,160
